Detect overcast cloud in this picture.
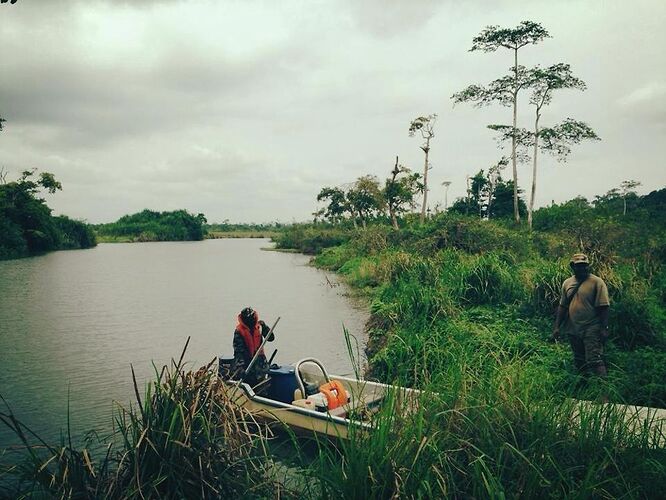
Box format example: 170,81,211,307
1,0,665,223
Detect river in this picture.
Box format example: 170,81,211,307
0,239,368,447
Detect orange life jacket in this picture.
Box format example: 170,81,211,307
319,380,348,410
236,313,265,357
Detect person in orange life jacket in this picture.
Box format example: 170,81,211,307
232,307,275,387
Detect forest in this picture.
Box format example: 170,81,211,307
0,169,96,260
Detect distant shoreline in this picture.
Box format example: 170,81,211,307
95,231,278,243
206,231,278,239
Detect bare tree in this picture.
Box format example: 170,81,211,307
384,156,423,230
409,114,437,224
441,181,451,211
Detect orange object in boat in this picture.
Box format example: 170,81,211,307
319,380,348,410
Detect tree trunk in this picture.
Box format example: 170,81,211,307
390,211,399,230
528,111,540,230
512,48,520,224
420,141,430,224
623,196,627,216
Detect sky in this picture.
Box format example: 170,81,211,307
1,0,665,224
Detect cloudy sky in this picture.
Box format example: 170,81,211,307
1,0,664,223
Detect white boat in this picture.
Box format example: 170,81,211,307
218,357,666,445
218,357,420,439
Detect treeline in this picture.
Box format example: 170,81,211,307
94,209,208,242
0,169,96,260
205,220,285,238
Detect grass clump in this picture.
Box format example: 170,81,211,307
0,340,279,499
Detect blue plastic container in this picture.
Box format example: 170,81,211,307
268,365,299,403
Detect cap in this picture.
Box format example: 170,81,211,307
570,253,589,265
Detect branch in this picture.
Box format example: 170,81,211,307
538,119,600,161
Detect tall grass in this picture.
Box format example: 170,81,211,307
0,340,280,499
305,354,666,499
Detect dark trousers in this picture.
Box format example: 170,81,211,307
569,324,606,376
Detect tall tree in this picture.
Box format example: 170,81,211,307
384,156,423,230
490,118,600,226
456,21,550,224
441,181,452,211
524,64,588,228
408,114,437,224
620,179,641,215
347,175,384,229
489,64,598,228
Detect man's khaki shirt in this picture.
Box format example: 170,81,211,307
559,273,610,335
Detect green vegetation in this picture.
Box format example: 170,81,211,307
270,186,666,496
205,221,284,239
94,209,207,243
0,169,96,260
276,187,666,409
0,345,283,498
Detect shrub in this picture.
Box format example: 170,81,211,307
273,226,350,254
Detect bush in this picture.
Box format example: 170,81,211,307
273,225,350,254
95,209,206,243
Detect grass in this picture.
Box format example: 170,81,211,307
302,361,666,499
0,339,283,499
283,217,666,497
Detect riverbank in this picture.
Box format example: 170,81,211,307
267,215,666,497
276,218,666,408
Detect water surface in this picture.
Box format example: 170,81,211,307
0,239,367,446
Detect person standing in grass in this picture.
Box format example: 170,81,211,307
552,253,610,377
232,307,275,387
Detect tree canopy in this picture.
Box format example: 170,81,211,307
0,169,96,259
